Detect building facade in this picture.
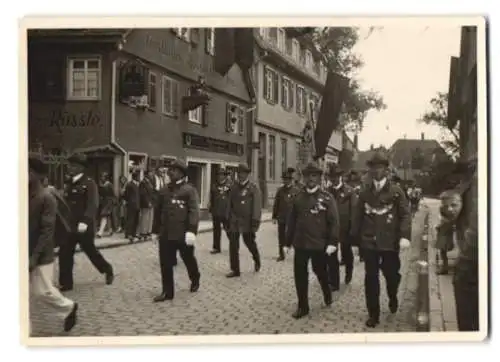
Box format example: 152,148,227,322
28,28,254,211
251,27,340,207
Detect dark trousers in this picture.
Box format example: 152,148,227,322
212,216,228,251
58,230,113,288
363,248,401,319
453,259,479,331
340,243,354,268
229,232,260,273
327,250,340,288
125,207,139,238
294,248,331,311
277,222,287,258
158,240,200,298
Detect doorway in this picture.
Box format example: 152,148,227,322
258,132,267,207
186,161,205,205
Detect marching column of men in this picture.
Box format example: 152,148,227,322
30,150,417,334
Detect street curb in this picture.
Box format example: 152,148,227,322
415,206,431,332
56,218,273,256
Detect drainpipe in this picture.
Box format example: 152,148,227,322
110,58,127,192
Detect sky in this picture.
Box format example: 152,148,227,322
351,25,462,151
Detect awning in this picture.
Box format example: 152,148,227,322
72,144,124,156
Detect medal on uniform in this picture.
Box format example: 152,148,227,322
242,190,247,196
387,213,393,223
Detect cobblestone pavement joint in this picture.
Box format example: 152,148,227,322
30,205,431,337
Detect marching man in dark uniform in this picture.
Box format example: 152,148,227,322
152,160,201,302
272,167,300,261
28,153,78,334
325,164,357,289
208,168,232,254
225,163,262,278
285,162,340,319
351,152,411,328
58,153,114,291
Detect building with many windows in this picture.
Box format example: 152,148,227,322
251,28,342,207
28,28,254,212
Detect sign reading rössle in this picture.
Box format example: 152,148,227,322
36,109,103,133
183,133,244,156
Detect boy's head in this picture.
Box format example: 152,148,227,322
439,190,463,221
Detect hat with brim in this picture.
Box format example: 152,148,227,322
237,163,251,173
302,162,323,175
67,153,88,166
217,168,229,175
29,153,48,175
366,152,389,167
328,164,343,177
169,160,188,175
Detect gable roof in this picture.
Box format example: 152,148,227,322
389,138,446,168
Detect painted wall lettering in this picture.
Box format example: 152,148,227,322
44,109,103,133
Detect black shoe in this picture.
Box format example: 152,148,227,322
330,283,339,292
324,292,333,307
345,268,353,285
365,317,380,328
437,267,449,275
389,297,399,314
210,249,221,254
105,271,114,285
59,286,73,292
254,261,261,272
276,256,285,262
292,308,310,319
190,279,200,293
63,303,78,332
226,271,240,278
153,293,173,302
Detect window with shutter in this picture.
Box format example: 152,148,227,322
148,71,157,110
226,103,232,132
281,75,286,108
273,72,279,104
296,85,300,113
238,107,245,136
161,75,179,116
289,82,294,109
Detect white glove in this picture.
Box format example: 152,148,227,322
399,238,411,249
283,246,291,254
185,232,197,246
77,222,88,233
325,245,337,255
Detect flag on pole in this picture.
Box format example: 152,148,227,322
314,72,350,159
214,28,236,76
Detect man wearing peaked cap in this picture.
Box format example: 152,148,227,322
350,150,411,328
326,163,357,290
225,162,262,277
208,167,232,254
272,167,300,261
152,157,201,302
58,152,114,292
284,161,340,319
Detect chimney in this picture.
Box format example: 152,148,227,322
421,132,425,140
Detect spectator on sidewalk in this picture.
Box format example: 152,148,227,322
138,169,155,241
96,172,116,238
435,190,461,275
29,153,78,334
117,175,128,233
123,170,141,243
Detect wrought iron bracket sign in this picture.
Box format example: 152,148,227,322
182,133,244,156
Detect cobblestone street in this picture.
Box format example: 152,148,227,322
29,205,430,337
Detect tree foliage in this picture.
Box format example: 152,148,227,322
308,27,387,133
418,91,460,158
